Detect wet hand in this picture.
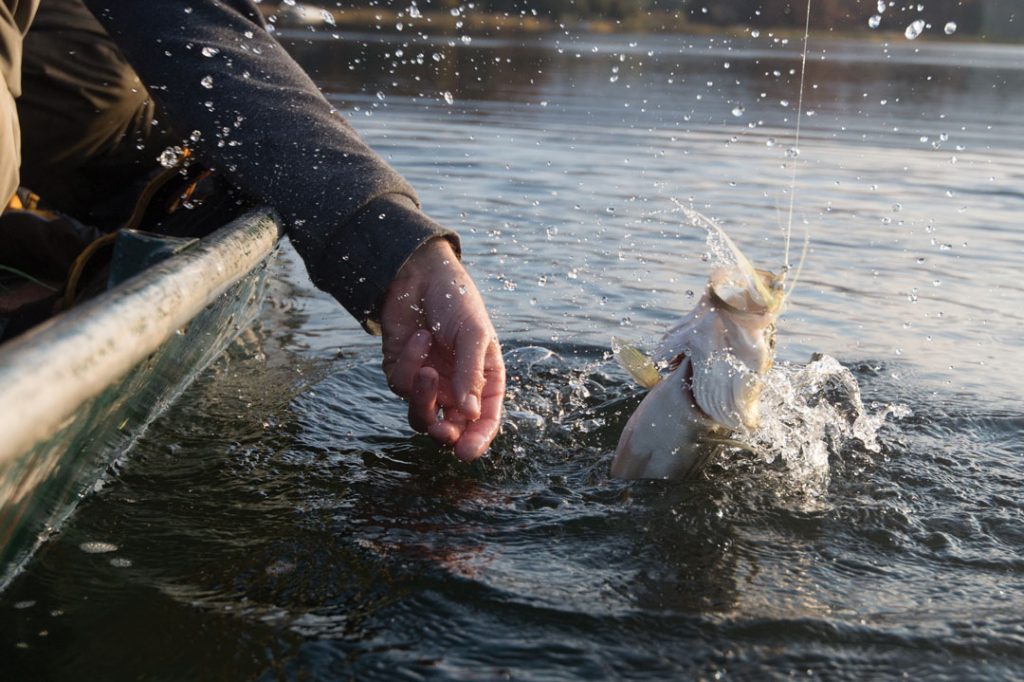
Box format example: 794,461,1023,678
380,238,505,461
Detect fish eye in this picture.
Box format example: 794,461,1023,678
766,323,777,350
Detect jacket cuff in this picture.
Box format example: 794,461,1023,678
304,194,460,334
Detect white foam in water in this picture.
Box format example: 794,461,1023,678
79,541,118,554
728,354,910,503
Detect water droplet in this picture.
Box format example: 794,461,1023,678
944,21,957,35
321,9,336,26
877,0,886,13
905,19,926,40
201,46,219,58
110,557,133,568
442,91,454,105
868,15,882,29
157,145,184,168
731,105,745,117
200,75,214,89
750,29,760,38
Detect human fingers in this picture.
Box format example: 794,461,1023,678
428,410,465,446
451,321,494,421
383,329,432,398
452,343,505,461
408,367,439,433
452,404,502,462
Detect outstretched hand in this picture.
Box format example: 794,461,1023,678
380,238,505,461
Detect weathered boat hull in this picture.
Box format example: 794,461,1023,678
0,209,281,590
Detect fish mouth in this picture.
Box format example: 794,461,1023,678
708,268,782,315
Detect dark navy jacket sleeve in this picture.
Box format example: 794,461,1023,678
82,0,458,331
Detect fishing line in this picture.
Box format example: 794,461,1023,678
784,0,813,272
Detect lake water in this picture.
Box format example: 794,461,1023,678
3,28,1024,679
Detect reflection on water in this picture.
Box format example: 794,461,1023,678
3,30,1024,680
279,30,1024,399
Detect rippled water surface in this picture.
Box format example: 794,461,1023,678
3,30,1023,679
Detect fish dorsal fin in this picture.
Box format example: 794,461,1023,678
612,337,662,389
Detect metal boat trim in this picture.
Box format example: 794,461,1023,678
0,207,282,464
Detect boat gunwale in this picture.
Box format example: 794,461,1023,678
0,207,282,465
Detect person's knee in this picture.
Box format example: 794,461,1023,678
19,23,154,167
0,83,21,204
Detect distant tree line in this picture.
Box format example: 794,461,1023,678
672,0,985,33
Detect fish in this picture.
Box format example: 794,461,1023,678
610,208,800,480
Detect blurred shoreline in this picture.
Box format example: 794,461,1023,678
262,3,1022,44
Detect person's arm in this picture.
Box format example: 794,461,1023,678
83,0,503,458
82,0,433,325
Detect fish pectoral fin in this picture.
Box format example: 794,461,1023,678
611,337,662,389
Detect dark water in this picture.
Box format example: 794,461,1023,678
3,28,1024,680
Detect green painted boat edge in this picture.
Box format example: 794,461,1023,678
0,207,282,590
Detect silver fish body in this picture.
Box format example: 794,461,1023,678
610,357,722,479
611,260,783,481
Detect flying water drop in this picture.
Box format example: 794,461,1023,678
905,19,926,40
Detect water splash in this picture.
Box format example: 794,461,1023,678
726,354,910,503
498,347,908,508
502,346,612,449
